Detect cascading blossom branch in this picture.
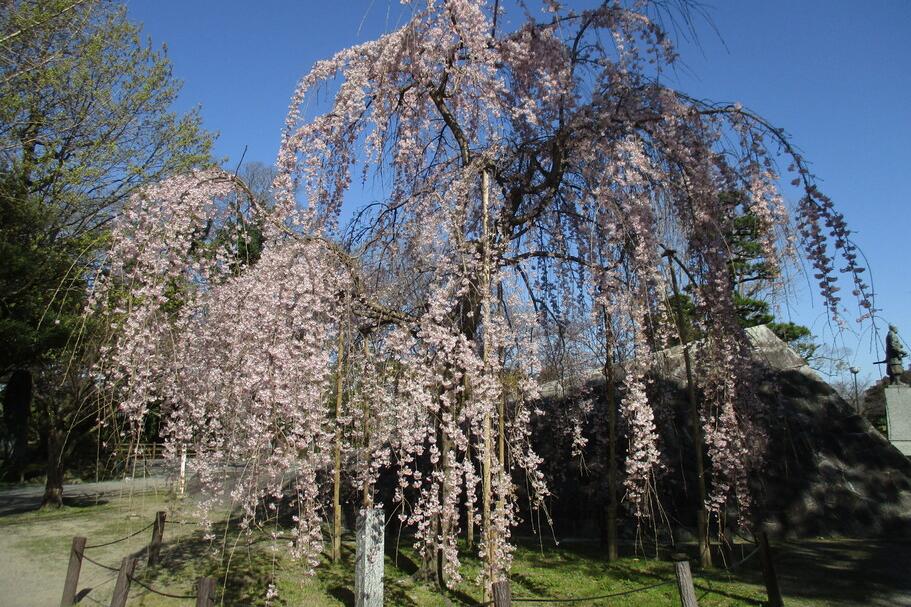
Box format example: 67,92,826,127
91,168,354,569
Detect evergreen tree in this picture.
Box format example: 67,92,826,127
0,0,212,505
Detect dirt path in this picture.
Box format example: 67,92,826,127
0,486,176,607
0,468,248,607
775,538,911,606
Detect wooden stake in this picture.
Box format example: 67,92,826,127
178,447,187,496
148,510,166,566
673,558,699,607
196,577,216,607
109,557,136,607
332,324,346,563
355,508,384,607
60,536,86,607
492,579,512,606
664,249,712,569
758,531,784,607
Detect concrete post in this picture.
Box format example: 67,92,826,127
355,508,384,607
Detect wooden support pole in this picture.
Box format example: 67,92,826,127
60,536,86,607
601,316,619,562
331,323,346,564
148,510,166,566
480,167,496,592
196,577,216,607
492,579,512,606
664,249,712,569
758,531,784,607
673,558,699,607
109,557,136,607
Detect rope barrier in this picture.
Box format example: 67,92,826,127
64,516,210,605
73,570,119,603
481,579,672,605
694,545,761,602
128,574,197,600
77,551,120,572
726,545,761,572
79,546,199,600
84,521,155,549
512,579,672,603
484,545,762,606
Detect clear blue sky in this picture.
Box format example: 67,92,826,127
126,0,909,383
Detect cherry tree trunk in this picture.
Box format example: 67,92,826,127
604,354,619,562
436,427,452,588
466,443,475,549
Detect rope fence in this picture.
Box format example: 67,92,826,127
127,574,197,600
727,545,761,572
78,550,121,573
479,534,778,607
60,509,782,607
60,510,217,607
490,579,673,604
84,521,155,549
695,544,762,603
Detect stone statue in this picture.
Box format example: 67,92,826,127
886,324,907,385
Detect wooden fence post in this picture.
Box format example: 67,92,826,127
758,531,783,607
492,580,512,606
148,510,166,566
673,557,699,607
60,536,86,607
196,577,216,607
109,556,136,607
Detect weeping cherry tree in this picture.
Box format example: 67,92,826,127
89,0,871,594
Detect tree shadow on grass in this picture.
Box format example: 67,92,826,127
0,493,110,518
385,539,420,576
124,515,284,606
509,571,554,597
134,514,434,606
379,535,484,606
318,554,426,607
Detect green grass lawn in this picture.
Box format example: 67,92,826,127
2,492,906,606
128,527,778,606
